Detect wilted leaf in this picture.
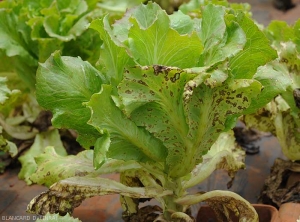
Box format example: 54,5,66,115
27,176,172,215
176,190,258,222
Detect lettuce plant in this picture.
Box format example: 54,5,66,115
243,19,300,161
27,2,279,221
0,0,143,177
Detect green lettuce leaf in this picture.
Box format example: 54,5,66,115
89,16,132,85
0,126,18,158
0,76,21,111
274,109,300,161
182,76,261,176
87,84,168,163
183,131,245,189
126,3,203,68
18,129,67,185
36,51,106,148
243,19,300,161
169,10,194,35
119,65,261,178
243,61,292,114
119,65,195,177
229,13,277,79
198,4,246,67
30,146,142,187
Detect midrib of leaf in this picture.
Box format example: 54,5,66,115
160,96,191,150
188,87,214,161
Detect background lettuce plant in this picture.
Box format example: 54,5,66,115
242,19,300,161
24,2,282,222
241,19,300,208
0,0,143,177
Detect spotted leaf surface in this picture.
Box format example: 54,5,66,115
30,146,142,187
184,78,262,164
27,176,172,216
119,65,195,177
18,129,67,185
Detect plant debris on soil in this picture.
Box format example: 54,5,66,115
259,158,300,208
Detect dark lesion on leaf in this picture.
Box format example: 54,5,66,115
170,73,181,83
138,80,148,86
152,65,170,76
153,65,165,75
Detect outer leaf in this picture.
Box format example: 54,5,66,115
127,3,203,68
175,190,258,222
274,110,300,161
242,101,277,134
243,61,292,114
36,51,105,148
35,213,81,222
18,129,67,185
119,65,195,177
87,84,168,163
27,176,172,215
0,127,17,157
185,78,261,165
229,13,277,79
30,146,142,187
183,131,245,189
